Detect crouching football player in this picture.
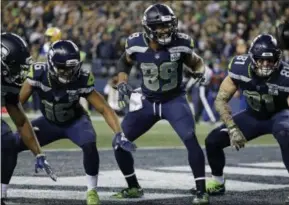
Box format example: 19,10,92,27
13,40,135,205
204,34,289,204
1,32,56,204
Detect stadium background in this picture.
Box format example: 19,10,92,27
1,1,289,205
2,0,289,117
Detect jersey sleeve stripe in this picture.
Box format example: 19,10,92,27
26,79,52,92
168,46,192,53
78,87,94,94
228,71,251,82
126,46,148,55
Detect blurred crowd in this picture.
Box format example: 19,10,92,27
2,0,289,77
2,0,289,119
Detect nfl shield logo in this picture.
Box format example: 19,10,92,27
155,53,160,59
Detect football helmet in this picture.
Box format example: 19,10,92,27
47,40,82,84
45,27,62,43
1,32,32,85
142,4,178,45
249,34,282,77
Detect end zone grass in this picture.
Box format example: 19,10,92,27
3,117,277,149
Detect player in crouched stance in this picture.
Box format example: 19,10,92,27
1,33,56,204
112,4,210,205
204,34,289,204
9,40,135,205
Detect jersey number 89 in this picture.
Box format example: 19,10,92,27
140,62,178,91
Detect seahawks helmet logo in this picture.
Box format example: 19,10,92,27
1,44,10,60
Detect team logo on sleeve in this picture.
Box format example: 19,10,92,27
170,53,180,61
267,84,279,95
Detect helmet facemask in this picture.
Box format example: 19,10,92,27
142,17,177,45
250,53,281,77
50,62,81,84
1,56,32,86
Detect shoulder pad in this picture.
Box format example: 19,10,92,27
168,33,194,53
228,54,252,75
125,32,148,55
79,68,95,87
28,62,47,80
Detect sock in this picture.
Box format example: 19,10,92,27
183,136,206,193
205,129,229,177
114,148,140,188
212,175,225,184
81,143,99,176
86,174,98,191
1,184,8,198
274,130,289,173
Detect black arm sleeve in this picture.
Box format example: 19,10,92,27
117,52,133,74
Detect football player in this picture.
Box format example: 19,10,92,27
113,4,210,205
12,40,135,205
276,20,289,205
204,34,289,204
1,33,56,203
37,27,62,62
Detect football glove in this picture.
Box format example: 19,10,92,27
112,132,137,152
35,154,57,181
117,82,133,109
228,125,247,151
190,66,212,86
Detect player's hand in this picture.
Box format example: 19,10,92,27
112,132,137,152
35,154,57,181
228,125,247,151
117,82,133,109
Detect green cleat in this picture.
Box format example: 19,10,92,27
112,187,144,199
86,189,100,205
206,178,225,195
192,192,209,205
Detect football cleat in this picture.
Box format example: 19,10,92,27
86,189,100,205
285,195,289,204
111,187,144,199
206,178,226,195
192,191,209,205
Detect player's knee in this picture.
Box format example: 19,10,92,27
1,132,18,150
179,129,196,142
81,142,98,156
272,122,289,145
205,127,226,148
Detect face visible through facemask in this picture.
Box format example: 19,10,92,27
254,58,276,77
152,23,173,45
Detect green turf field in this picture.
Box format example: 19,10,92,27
3,116,277,149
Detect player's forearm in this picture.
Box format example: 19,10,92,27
101,106,122,134
215,89,235,128
186,52,205,73
193,57,205,73
18,120,42,156
117,72,129,84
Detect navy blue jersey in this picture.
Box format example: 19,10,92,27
27,63,95,126
228,54,289,118
125,32,195,102
1,76,20,106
